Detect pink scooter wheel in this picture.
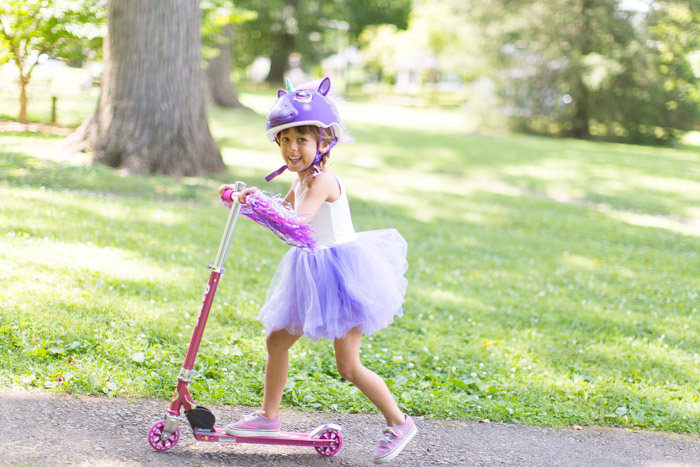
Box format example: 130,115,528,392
148,420,180,452
314,428,343,457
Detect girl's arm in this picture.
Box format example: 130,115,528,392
295,173,340,220
284,180,297,209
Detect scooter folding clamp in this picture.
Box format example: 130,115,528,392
178,368,195,383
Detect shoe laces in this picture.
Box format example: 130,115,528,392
378,427,399,446
243,410,266,421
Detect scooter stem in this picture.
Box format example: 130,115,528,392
170,181,247,414
213,180,247,272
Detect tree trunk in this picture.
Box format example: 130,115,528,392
18,76,28,124
263,0,299,86
65,0,224,176
572,0,592,139
573,81,591,139
265,32,294,85
205,24,251,110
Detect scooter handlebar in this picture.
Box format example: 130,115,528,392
221,189,235,202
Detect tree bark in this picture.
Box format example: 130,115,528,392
205,24,251,110
65,0,224,176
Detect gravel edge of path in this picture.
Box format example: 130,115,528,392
1,388,699,467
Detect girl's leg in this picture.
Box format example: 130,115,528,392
262,329,301,418
334,327,404,427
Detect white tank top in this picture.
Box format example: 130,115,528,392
294,176,358,248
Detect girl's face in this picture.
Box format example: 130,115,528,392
278,127,328,174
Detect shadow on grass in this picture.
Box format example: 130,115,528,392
0,149,237,204
346,123,700,219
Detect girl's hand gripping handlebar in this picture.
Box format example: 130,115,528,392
219,185,260,205
221,189,236,203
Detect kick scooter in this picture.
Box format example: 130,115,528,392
147,181,343,457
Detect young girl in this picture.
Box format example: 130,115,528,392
218,77,416,464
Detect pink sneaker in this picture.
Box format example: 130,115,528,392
373,414,417,464
225,410,280,437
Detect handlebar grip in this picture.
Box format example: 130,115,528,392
222,189,235,202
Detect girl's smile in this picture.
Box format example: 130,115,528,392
278,127,328,175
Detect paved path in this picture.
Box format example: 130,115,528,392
1,389,698,466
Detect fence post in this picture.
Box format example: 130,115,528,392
51,96,57,124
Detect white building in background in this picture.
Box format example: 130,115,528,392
320,46,363,91
393,49,438,94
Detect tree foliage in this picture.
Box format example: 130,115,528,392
231,0,412,84
200,0,257,60
360,0,490,84
642,1,700,139
489,0,700,145
0,0,105,122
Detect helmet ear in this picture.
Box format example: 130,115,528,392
277,89,287,98
317,77,331,96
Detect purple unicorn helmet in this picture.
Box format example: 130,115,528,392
264,77,346,181
266,77,346,142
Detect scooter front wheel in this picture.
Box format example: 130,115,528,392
148,419,180,452
314,428,343,457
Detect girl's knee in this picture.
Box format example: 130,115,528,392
266,337,284,356
336,360,363,382
266,331,297,354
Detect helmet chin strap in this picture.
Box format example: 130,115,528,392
265,163,288,182
264,128,337,182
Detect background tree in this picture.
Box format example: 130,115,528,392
66,0,223,176
232,0,412,84
492,0,638,139
486,0,700,145
201,0,256,109
639,1,700,142
0,0,104,123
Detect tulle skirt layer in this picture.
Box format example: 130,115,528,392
257,229,408,341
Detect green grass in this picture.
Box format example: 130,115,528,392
1,91,699,434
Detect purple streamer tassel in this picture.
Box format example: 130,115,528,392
222,191,318,252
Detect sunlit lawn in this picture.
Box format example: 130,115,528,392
1,88,699,433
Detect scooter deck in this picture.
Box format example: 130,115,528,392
192,427,337,447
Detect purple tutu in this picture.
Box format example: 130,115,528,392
257,229,408,341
